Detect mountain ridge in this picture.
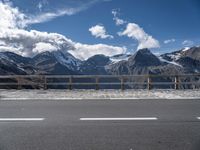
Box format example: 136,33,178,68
0,46,200,75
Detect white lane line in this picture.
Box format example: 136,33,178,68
80,117,158,121
197,117,200,120
1,98,83,101
0,118,45,121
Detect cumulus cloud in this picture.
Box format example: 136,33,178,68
0,28,74,56
0,0,126,60
111,9,159,50
118,23,160,50
89,25,113,39
0,1,27,29
182,40,194,46
70,43,126,60
164,39,176,44
33,42,58,54
111,9,126,26
0,28,125,60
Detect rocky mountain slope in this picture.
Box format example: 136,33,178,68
0,46,200,76
79,55,110,75
0,50,81,75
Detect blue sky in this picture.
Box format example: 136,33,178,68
0,0,200,58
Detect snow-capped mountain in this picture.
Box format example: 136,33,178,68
110,54,131,64
79,55,110,75
0,46,200,75
107,48,164,75
0,50,81,75
160,46,200,62
51,50,82,71
0,51,34,75
31,50,81,75
160,46,200,73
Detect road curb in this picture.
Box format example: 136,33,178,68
0,97,200,101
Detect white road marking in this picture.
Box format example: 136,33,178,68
80,117,158,121
197,117,200,120
0,98,83,101
0,118,45,121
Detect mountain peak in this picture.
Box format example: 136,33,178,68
86,54,110,66
182,46,200,60
161,46,200,62
79,54,110,75
128,48,161,66
137,48,151,53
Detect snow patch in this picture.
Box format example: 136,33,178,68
53,51,82,71
159,56,182,67
182,47,190,52
110,54,130,63
194,69,199,73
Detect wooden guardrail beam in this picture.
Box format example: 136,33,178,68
0,74,200,90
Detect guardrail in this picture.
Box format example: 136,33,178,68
0,74,200,90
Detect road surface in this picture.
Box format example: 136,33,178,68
0,99,200,150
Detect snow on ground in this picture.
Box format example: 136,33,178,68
0,89,200,100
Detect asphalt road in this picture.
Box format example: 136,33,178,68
0,99,200,150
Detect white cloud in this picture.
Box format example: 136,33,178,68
0,0,126,60
25,0,109,26
0,45,22,53
111,9,126,26
0,28,74,56
89,25,113,39
33,42,57,53
70,43,126,60
37,0,48,11
115,18,126,26
24,7,87,26
0,28,126,60
111,9,160,50
118,23,160,50
0,0,103,29
182,40,194,46
37,2,43,11
0,1,27,29
164,39,176,44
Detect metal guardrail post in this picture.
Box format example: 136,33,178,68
95,76,99,90
121,76,125,90
175,76,179,90
147,76,151,90
69,76,72,90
